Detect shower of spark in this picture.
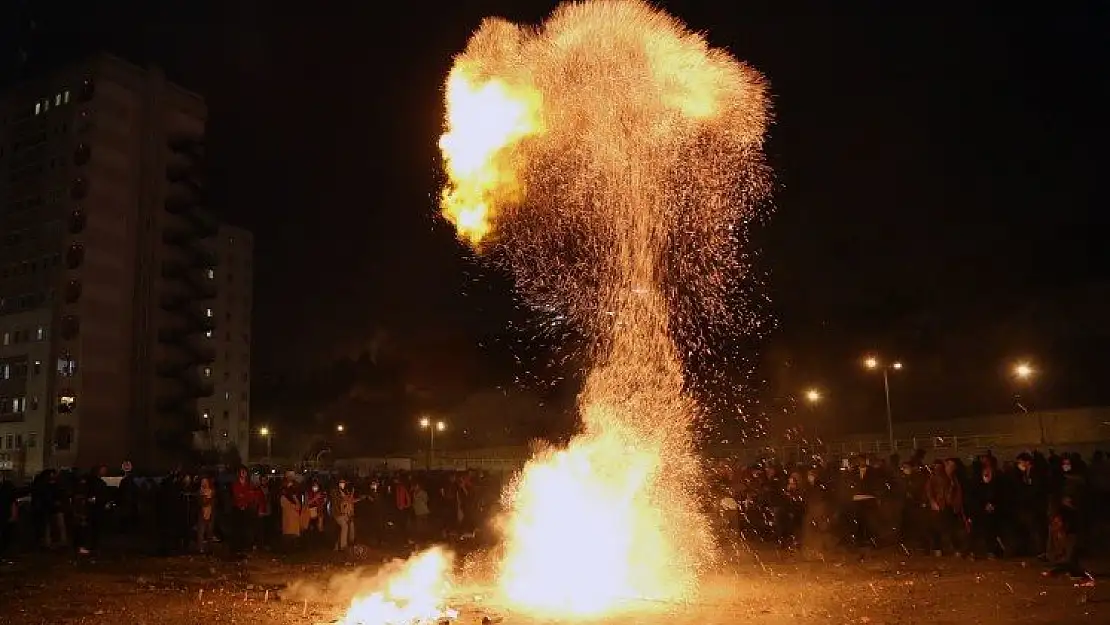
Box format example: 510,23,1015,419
439,0,770,618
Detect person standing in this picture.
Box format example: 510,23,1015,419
196,477,217,553
332,479,359,551
279,475,302,552
230,467,259,558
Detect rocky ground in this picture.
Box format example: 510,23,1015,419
0,546,1105,625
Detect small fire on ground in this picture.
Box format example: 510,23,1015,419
334,547,459,625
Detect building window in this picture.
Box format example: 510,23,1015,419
36,326,46,340
55,93,62,106
13,397,25,413
57,354,78,377
203,367,212,378
202,410,210,422
205,307,213,318
2,332,8,345
30,396,39,411
206,268,215,280
224,391,231,401
55,426,74,450
205,329,213,339
35,102,42,115
15,434,22,449
64,90,70,104
1,364,8,380
33,360,42,375
58,394,77,414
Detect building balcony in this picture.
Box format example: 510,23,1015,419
184,337,217,364
185,375,215,399
159,291,190,312
165,181,201,214
155,360,189,378
185,270,218,299
186,243,219,269
181,303,215,332
155,393,190,413
162,222,198,246
161,259,190,281
157,326,188,345
185,206,219,237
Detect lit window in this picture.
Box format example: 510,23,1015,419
64,90,70,103
205,329,213,338
36,326,45,340
58,394,77,413
202,410,211,421
43,99,49,111
55,93,62,106
2,332,8,345
203,367,212,377
224,391,231,401
206,268,215,280
33,360,42,375
1,364,8,379
14,397,25,413
57,355,78,376
205,307,213,317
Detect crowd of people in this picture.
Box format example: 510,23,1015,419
709,448,1108,585
0,466,502,560
1,449,1107,587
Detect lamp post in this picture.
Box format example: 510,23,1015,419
259,426,272,464
419,417,446,469
1012,361,1041,444
864,356,903,453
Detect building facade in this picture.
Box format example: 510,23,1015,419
195,226,253,462
0,53,246,476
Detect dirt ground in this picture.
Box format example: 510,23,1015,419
0,547,1105,625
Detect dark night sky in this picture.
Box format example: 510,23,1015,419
6,1,1109,435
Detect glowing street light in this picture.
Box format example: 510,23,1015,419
419,416,447,468
258,426,272,462
864,355,903,453
804,388,822,404
335,424,345,433
1011,360,1042,443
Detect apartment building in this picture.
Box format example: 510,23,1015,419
0,53,247,475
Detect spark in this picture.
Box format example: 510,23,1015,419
439,0,770,618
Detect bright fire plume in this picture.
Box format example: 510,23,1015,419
439,64,542,245
440,0,770,619
337,547,458,625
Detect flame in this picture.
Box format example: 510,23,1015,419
496,423,681,618
438,64,542,246
337,547,458,625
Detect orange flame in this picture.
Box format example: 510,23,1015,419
336,547,458,625
438,64,542,246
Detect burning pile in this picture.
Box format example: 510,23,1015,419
334,548,457,625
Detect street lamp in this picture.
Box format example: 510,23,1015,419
1011,361,1042,443
864,356,903,453
419,417,446,468
804,388,822,404
258,426,272,463
336,424,345,433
